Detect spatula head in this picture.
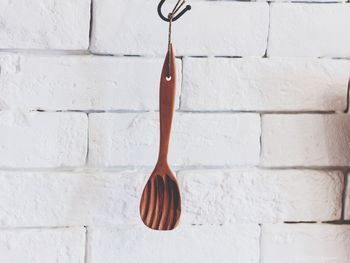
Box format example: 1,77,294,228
140,168,181,231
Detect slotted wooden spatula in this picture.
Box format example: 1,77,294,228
139,0,191,231
139,45,181,231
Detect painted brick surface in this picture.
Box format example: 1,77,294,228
0,111,87,168
91,0,269,56
268,4,350,57
261,114,350,167
89,113,261,167
0,228,85,263
182,57,350,112
0,169,341,227
0,171,147,227
0,0,90,50
0,1,348,262
179,169,343,224
0,54,182,111
88,225,260,263
261,224,350,263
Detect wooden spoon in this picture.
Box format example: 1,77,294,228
139,45,181,231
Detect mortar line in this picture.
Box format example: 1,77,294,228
14,109,346,114
341,172,348,220
0,226,72,230
259,113,263,166
88,0,94,51
0,49,349,60
0,165,349,173
85,113,90,166
0,222,348,231
258,224,263,263
263,2,271,58
178,110,338,114
346,76,350,113
0,49,90,55
284,221,317,224
84,226,89,263
289,1,346,3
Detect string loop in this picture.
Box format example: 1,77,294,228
166,0,187,78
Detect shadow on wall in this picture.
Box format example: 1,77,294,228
322,74,350,167
320,77,350,225
323,77,350,169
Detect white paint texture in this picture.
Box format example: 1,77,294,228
0,1,348,262
179,169,343,224
0,228,85,263
0,171,147,227
261,224,350,263
182,57,350,112
0,54,182,110
0,111,87,168
88,225,260,263
262,114,350,167
88,113,261,166
0,169,342,227
0,0,90,49
268,4,350,57
91,0,269,56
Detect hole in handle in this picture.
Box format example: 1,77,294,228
166,76,172,81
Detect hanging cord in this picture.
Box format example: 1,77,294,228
166,0,186,79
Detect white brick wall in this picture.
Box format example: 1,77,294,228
0,171,147,227
182,57,350,112
89,113,261,166
0,0,349,262
0,0,90,50
268,4,350,58
261,114,350,167
0,228,85,263
0,54,182,111
0,111,87,168
91,1,269,56
179,169,343,224
0,169,342,227
88,225,260,263
261,224,350,263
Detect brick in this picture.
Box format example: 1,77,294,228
91,0,269,56
0,171,148,227
182,57,350,112
87,225,260,263
261,224,350,263
0,0,90,50
0,111,87,168
0,169,340,227
0,54,181,111
261,114,350,167
268,4,350,57
179,169,343,224
0,228,85,263
88,113,261,167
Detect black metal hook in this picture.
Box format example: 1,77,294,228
157,0,191,22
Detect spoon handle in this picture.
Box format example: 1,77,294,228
157,44,176,166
